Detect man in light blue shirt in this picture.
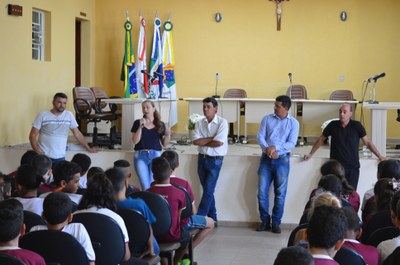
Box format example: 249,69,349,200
256,95,299,233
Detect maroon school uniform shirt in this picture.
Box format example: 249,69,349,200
169,175,196,227
147,184,186,242
343,239,379,265
0,248,46,265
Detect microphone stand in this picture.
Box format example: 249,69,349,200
368,80,379,104
212,73,220,98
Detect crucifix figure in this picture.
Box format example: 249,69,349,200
270,0,290,31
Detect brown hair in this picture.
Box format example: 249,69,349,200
143,100,164,133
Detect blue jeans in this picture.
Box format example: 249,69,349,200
134,150,161,190
197,155,224,221
257,154,290,225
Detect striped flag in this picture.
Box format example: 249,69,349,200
149,17,163,99
162,20,178,126
136,16,148,98
120,17,137,98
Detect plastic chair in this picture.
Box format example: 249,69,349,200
23,210,46,232
116,208,160,265
0,253,26,265
130,191,180,265
72,212,125,265
20,230,89,265
329,90,354,100
287,223,308,247
334,246,366,265
287,84,307,116
361,210,394,244
223,88,247,143
366,226,400,247
72,86,119,148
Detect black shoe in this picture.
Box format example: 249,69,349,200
271,224,281,234
256,221,271,231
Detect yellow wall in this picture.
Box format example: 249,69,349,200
1,0,400,146
94,0,400,138
0,0,95,146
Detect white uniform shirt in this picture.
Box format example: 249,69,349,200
15,197,44,216
193,115,228,156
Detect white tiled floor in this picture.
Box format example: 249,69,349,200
194,226,291,265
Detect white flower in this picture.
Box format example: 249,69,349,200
188,113,205,130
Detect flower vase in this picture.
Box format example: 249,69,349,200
188,130,194,142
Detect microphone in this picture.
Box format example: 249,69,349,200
153,72,164,78
288,73,292,83
367,72,385,82
141,70,152,78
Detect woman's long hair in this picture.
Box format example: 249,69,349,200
143,100,164,133
77,173,117,211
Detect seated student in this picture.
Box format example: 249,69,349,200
0,172,12,201
303,174,350,216
161,150,214,248
40,161,82,205
307,205,347,265
296,192,342,246
377,189,400,263
113,160,140,195
342,206,379,265
71,153,91,189
14,165,45,216
0,199,45,265
273,246,314,265
320,160,360,212
8,150,38,196
105,167,159,257
361,178,398,243
30,192,95,265
32,155,54,194
74,173,136,264
147,157,190,265
362,159,400,221
76,166,105,195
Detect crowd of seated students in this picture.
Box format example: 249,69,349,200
276,158,400,265
4,148,400,265
0,150,214,265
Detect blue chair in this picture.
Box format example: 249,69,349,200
334,246,366,265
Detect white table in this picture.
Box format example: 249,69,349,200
182,98,241,139
103,98,175,150
362,102,400,156
241,99,276,140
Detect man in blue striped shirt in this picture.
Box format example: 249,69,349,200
256,95,299,234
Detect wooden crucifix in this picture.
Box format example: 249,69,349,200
269,0,290,31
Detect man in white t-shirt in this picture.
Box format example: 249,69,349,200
29,92,97,165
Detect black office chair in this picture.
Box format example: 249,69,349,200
72,86,119,148
334,246,366,265
23,210,46,232
72,212,125,265
0,253,26,265
116,208,160,265
383,246,400,265
366,226,400,247
287,223,308,247
360,210,394,244
130,191,180,265
20,230,89,265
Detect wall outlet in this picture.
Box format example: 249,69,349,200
216,72,220,80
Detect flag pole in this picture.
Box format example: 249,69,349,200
125,8,130,21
